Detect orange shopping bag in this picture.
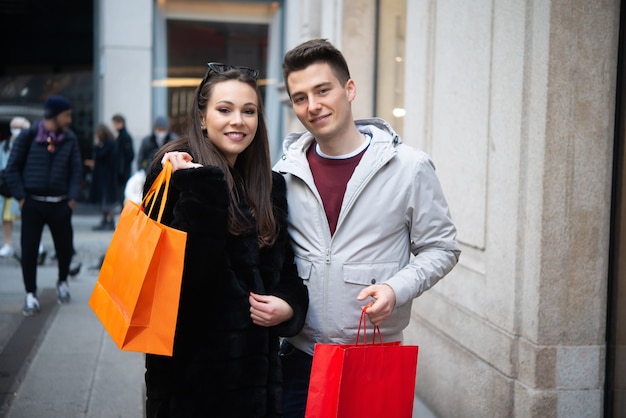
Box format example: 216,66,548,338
305,309,419,418
89,161,186,356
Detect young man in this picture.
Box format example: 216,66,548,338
273,39,462,416
5,95,83,315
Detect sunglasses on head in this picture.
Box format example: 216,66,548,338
197,62,259,102
206,62,259,79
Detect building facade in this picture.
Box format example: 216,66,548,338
1,0,623,416
278,2,622,415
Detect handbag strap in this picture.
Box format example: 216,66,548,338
142,161,173,223
356,307,383,345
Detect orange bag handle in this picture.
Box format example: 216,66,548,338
142,161,173,223
356,307,383,345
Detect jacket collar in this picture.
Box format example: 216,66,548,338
282,117,402,156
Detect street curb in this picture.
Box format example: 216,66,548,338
0,288,58,415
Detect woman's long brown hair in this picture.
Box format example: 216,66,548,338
152,69,277,247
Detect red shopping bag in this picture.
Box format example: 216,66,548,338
89,162,186,356
305,309,419,418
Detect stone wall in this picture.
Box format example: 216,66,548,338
97,0,153,152
402,0,619,416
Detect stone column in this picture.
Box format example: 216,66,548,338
97,0,153,157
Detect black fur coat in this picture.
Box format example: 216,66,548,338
143,163,308,417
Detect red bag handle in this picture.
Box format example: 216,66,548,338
356,307,383,345
142,161,173,223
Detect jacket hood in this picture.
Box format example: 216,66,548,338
282,117,402,155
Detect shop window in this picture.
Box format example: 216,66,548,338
156,18,268,134
376,0,407,138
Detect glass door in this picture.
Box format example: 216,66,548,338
151,0,279,141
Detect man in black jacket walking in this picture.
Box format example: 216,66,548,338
5,95,83,315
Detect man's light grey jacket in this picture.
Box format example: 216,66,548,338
274,117,461,355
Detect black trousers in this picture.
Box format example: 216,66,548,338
279,340,313,418
20,198,74,294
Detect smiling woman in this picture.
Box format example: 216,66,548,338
201,79,259,166
140,63,308,417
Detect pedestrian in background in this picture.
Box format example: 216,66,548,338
136,115,177,172
0,116,30,257
87,123,119,231
274,39,461,417
4,95,83,315
111,114,134,203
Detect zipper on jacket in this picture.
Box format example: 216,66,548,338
334,155,392,235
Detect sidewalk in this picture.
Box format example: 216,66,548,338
0,209,437,418
0,211,145,417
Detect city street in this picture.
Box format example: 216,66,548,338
0,208,145,417
0,205,436,418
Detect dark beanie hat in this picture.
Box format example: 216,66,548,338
44,95,72,119
154,115,169,129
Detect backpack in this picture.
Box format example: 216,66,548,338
0,128,36,198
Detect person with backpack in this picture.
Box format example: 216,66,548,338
4,95,83,315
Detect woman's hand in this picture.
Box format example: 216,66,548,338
161,151,202,172
249,292,294,327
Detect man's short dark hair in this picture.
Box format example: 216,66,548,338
112,114,126,124
282,38,351,95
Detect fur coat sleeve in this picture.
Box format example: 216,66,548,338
262,172,308,336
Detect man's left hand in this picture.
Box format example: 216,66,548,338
357,284,397,325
